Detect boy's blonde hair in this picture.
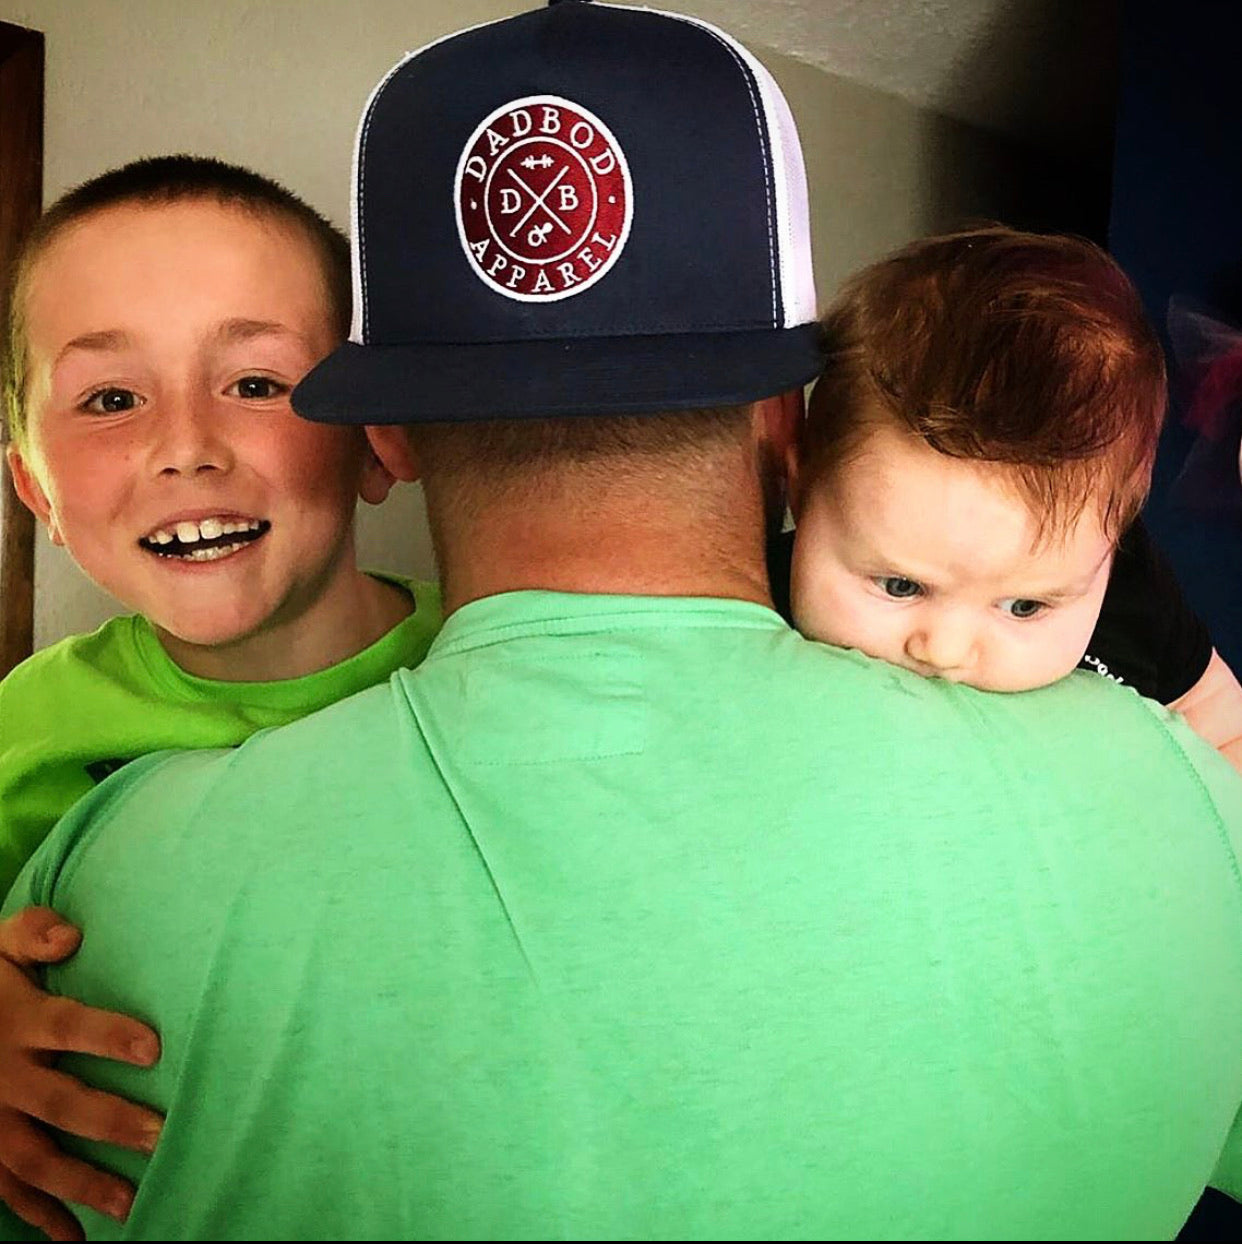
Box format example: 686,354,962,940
802,224,1167,542
1,155,350,448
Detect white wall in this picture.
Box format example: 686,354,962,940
0,0,1033,649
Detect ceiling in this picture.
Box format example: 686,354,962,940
637,0,1121,161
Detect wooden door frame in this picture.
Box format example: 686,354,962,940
0,21,44,678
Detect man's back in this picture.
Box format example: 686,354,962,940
9,592,1242,1239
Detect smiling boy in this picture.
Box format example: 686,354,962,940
0,157,441,899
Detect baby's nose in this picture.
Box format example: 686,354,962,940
905,617,976,675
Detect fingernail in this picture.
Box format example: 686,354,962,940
105,1189,133,1222
140,1120,162,1154
41,923,77,951
129,1035,159,1065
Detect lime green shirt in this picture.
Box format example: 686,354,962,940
0,574,442,898
5,591,1242,1239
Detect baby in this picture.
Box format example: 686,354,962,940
773,224,1242,760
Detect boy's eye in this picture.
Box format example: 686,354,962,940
82,387,142,415
1000,597,1046,619
229,376,288,400
876,576,923,600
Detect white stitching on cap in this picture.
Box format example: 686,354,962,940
354,50,419,342
355,72,397,341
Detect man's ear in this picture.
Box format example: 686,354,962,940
755,387,806,516
755,387,803,456
784,440,804,519
6,444,63,545
364,425,420,491
356,438,400,507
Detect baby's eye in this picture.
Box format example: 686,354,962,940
1000,597,1046,620
81,387,142,415
876,576,923,600
229,375,288,400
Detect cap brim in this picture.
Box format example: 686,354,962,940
291,325,825,424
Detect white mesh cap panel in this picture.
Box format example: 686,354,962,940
732,50,817,327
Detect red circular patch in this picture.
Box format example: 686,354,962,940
456,96,632,301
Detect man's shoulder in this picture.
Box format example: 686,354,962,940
177,675,412,784
768,642,1227,793
19,681,420,889
1,747,218,915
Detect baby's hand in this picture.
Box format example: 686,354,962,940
1170,649,1242,777
0,906,162,1242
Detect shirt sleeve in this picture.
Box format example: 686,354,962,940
1079,518,1213,703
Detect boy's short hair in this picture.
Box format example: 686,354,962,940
802,224,1168,542
1,155,350,446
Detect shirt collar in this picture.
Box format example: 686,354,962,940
426,590,788,660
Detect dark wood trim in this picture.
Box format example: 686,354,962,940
0,21,44,678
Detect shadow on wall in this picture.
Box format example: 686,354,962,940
762,1,1120,310
929,0,1121,242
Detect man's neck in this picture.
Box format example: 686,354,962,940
435,489,773,617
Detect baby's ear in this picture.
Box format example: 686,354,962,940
5,445,63,545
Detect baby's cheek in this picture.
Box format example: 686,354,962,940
790,570,846,642
1032,613,1098,684
796,587,888,657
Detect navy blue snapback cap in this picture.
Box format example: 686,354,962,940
293,0,824,424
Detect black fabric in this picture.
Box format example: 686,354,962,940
294,328,826,426
764,517,1213,705
766,527,796,627
1177,1188,1242,1241
1080,517,1213,703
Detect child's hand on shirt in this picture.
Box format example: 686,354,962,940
0,906,162,1242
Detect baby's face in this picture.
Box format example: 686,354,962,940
10,199,378,662
789,422,1114,692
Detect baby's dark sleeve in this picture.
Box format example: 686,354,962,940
765,528,796,625
1079,518,1213,703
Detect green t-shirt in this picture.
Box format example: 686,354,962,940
0,573,442,898
6,591,1242,1239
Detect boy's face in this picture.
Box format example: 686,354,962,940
8,199,386,657
789,421,1114,692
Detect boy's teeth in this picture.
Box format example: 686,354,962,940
148,517,263,545
185,543,248,562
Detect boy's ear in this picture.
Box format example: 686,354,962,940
5,444,63,545
364,425,420,489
